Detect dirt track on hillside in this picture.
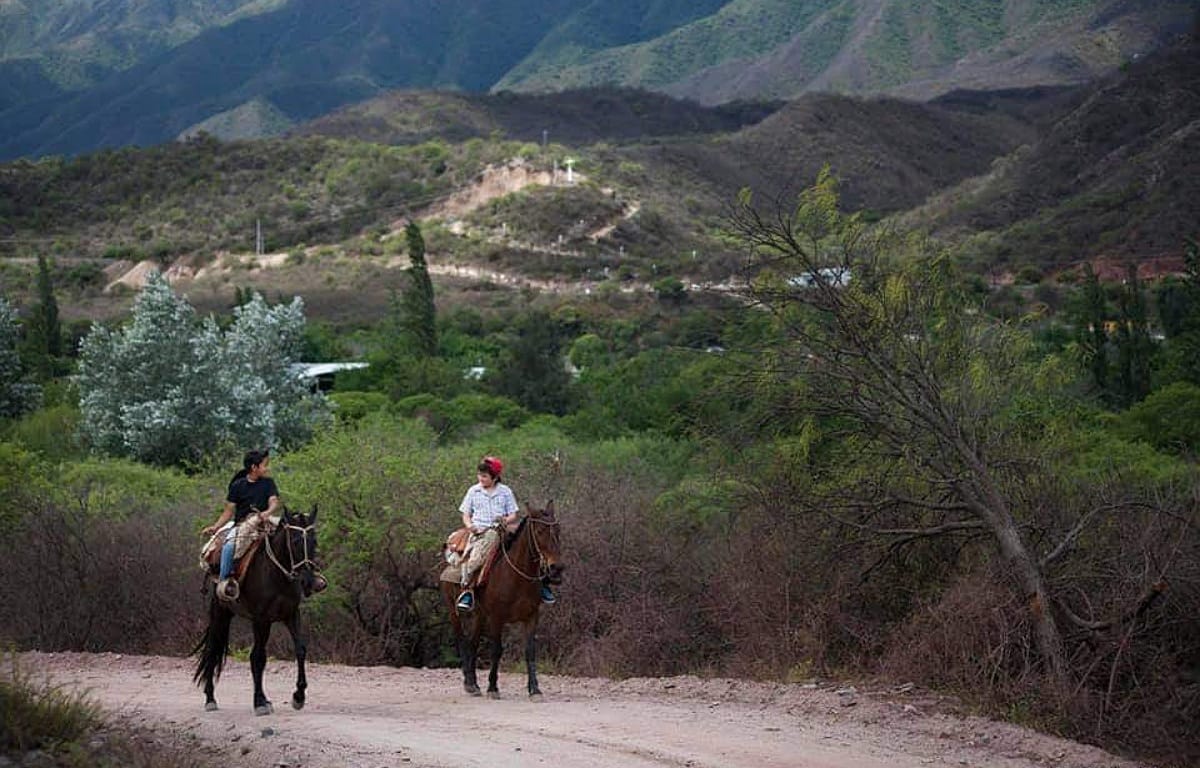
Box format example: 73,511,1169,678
17,652,1142,768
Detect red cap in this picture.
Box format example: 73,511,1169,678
481,456,503,477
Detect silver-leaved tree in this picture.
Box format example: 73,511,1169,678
77,273,329,466
0,297,42,419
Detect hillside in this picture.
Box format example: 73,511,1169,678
0,80,1092,330
500,0,1196,102
0,0,279,109
0,0,1192,161
0,0,582,161
297,88,782,146
904,32,1200,272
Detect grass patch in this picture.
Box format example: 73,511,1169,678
0,662,99,754
1,657,220,767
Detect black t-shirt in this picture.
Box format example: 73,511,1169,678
226,476,279,524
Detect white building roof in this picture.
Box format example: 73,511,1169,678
291,362,370,379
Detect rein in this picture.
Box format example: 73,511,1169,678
263,519,318,582
500,516,559,582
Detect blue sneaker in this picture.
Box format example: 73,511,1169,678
540,584,556,605
456,590,474,611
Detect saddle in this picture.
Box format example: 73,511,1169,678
199,519,274,582
439,526,501,586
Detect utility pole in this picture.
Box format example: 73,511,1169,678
255,219,263,256
542,129,548,149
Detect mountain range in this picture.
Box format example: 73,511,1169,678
0,0,1194,160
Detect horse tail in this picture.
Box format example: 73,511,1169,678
192,595,231,687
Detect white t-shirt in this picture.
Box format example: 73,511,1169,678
459,483,519,529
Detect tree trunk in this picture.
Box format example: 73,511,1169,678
958,450,1069,691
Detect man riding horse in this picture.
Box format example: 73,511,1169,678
203,449,326,601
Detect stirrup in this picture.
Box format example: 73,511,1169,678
216,578,239,602
456,590,474,611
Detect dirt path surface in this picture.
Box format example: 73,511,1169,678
18,652,1141,768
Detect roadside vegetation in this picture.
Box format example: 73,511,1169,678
2,123,1199,765
1,658,218,767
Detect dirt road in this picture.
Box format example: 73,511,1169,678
18,652,1141,768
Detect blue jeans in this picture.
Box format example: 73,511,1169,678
219,531,237,580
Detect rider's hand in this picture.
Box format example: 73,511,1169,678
202,524,216,536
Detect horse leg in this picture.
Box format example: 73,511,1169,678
251,620,274,715
286,612,307,710
461,620,481,696
524,617,542,698
486,628,503,699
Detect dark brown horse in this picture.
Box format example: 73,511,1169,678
441,501,564,698
193,506,320,715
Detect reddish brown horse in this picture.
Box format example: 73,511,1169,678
441,501,564,698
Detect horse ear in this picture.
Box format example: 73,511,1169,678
545,499,555,517
309,504,318,523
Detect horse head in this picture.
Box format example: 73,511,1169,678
278,504,320,595
527,501,563,585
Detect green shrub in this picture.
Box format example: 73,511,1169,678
3,405,82,461
329,391,390,422
1116,381,1200,455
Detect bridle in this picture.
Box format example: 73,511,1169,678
500,515,560,582
263,516,318,582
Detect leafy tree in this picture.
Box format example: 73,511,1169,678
76,273,328,466
402,222,437,357
489,309,572,415
1116,381,1200,455
653,276,687,306
728,171,1089,689
0,298,42,419
1157,238,1200,387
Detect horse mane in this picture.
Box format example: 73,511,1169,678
503,515,528,549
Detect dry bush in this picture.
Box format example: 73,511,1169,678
874,497,1200,764
531,466,727,676
880,566,1039,696
0,502,202,654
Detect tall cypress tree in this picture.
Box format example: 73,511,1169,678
1080,263,1110,400
1115,262,1152,406
402,222,437,358
35,254,60,357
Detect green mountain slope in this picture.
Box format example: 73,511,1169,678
0,0,1192,160
0,0,280,106
501,0,1196,102
0,0,583,160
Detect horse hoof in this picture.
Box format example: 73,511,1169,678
205,701,219,712
487,690,501,700
291,695,305,710
255,702,274,716
529,691,543,700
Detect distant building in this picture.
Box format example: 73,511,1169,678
787,267,852,288
291,362,369,392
